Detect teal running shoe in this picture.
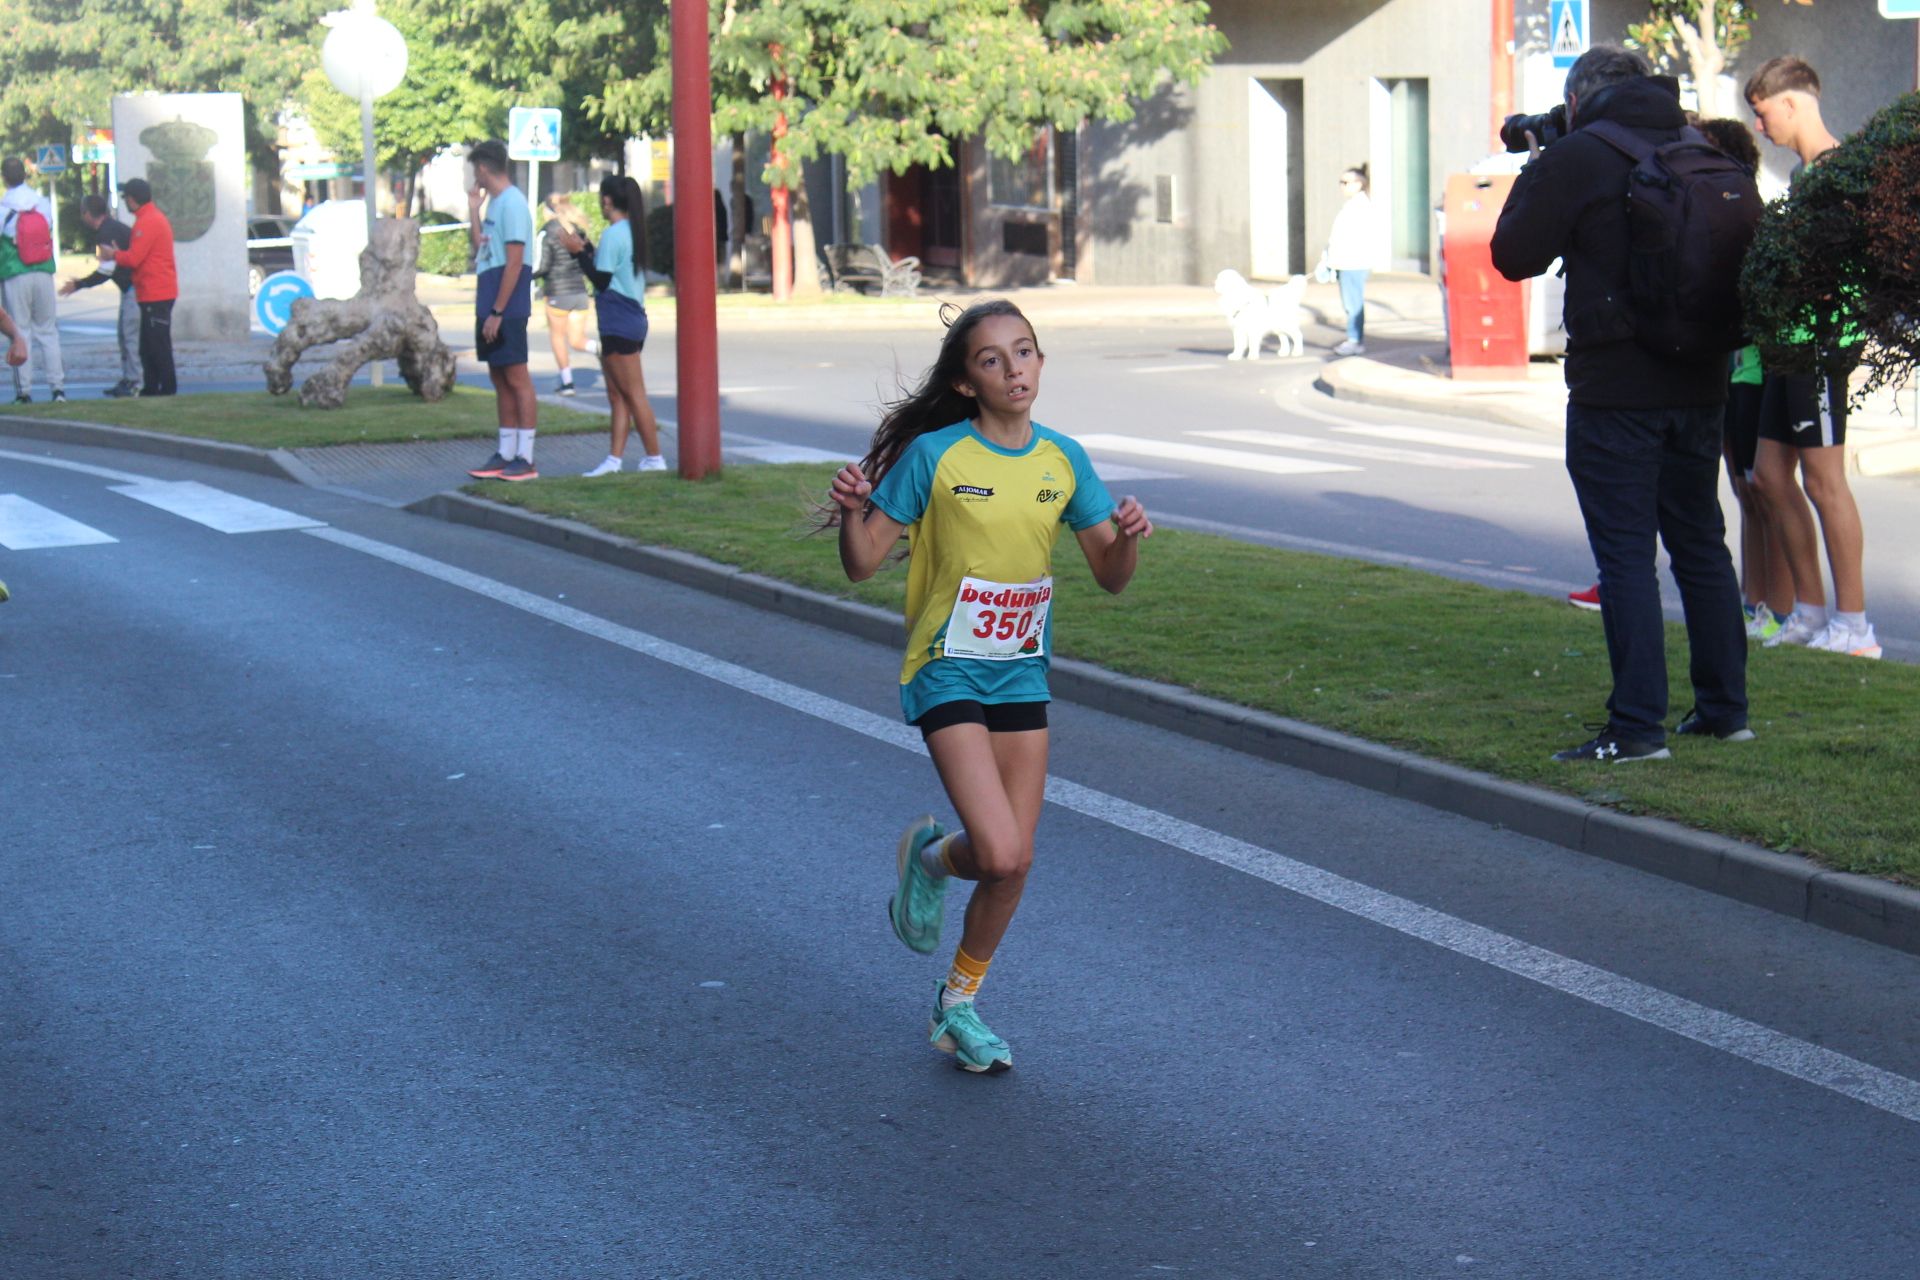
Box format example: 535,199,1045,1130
889,815,947,954
929,984,1012,1074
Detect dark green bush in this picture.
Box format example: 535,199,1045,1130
645,204,675,278
416,210,470,277
1740,92,1920,395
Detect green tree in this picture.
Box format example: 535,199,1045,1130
613,0,1227,295
464,0,662,166
297,0,507,212
0,0,330,179
1627,0,1811,119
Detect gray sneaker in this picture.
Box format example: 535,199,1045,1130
467,451,511,479
497,457,540,482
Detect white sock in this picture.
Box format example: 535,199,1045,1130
920,832,956,879
1794,602,1828,626
1834,610,1868,632
497,428,515,458
515,429,536,462
558,369,573,385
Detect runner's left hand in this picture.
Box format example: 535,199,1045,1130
1113,496,1153,539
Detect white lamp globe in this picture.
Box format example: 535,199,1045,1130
322,9,408,101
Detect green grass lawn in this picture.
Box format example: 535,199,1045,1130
475,463,1920,883
3,386,606,451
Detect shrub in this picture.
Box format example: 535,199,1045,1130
645,203,675,278
416,210,470,277
1740,92,1920,395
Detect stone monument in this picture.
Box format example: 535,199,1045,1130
109,92,248,342
264,217,456,409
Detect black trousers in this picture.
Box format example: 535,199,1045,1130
1565,402,1747,741
138,299,176,397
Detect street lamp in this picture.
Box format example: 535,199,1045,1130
321,0,408,240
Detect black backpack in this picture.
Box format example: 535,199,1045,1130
1587,121,1763,360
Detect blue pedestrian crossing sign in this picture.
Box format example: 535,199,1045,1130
508,107,562,163
255,271,315,336
1550,0,1589,69
1880,0,1920,17
35,144,67,174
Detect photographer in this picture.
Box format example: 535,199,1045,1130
1491,45,1748,763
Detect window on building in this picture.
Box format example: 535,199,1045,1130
1154,175,1176,224
989,131,1052,210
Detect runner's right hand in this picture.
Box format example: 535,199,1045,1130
828,463,872,511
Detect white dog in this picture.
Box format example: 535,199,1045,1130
1214,269,1308,360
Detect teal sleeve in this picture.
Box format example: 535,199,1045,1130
871,436,939,526
1059,436,1115,531
595,225,630,276
500,192,532,246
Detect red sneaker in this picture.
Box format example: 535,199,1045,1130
1568,583,1602,611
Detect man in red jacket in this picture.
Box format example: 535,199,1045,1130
101,178,177,396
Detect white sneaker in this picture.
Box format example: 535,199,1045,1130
637,454,669,473
1332,339,1365,356
1763,610,1825,648
585,337,602,358
1809,620,1883,660
1744,602,1781,640
582,456,623,477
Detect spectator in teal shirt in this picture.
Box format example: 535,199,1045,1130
464,140,540,483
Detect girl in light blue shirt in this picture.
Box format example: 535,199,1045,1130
559,175,665,475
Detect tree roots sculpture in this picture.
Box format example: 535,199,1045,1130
265,217,457,408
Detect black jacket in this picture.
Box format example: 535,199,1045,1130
73,216,133,293
1490,77,1726,408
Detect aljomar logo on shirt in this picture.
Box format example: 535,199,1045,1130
951,484,994,499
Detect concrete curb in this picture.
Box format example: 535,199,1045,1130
0,412,312,483
1314,357,1565,434
12,414,1919,958
411,488,1920,960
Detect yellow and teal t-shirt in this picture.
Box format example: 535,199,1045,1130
870,420,1114,723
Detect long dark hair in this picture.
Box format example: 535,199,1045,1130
600,174,647,271
860,299,1040,491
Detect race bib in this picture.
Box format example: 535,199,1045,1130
942,576,1052,661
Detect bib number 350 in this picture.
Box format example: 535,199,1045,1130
942,575,1052,661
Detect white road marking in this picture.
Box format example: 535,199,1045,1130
1130,363,1223,375
57,323,121,336
1194,429,1530,471
110,480,327,534
1093,463,1183,482
1077,433,1360,477
0,494,118,549
1338,424,1565,460
304,524,1920,1127
729,444,858,465
1153,511,1589,595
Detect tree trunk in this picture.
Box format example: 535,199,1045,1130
790,167,823,298
728,131,748,290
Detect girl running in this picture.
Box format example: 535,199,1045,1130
827,300,1153,1073
535,194,593,397
555,176,666,476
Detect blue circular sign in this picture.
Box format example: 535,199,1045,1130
255,271,316,336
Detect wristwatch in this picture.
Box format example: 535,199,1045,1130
489,306,504,317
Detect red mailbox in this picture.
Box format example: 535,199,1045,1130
1443,172,1530,380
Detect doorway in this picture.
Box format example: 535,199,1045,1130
1369,77,1431,272
1248,77,1306,278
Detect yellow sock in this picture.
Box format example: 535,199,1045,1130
942,946,990,1009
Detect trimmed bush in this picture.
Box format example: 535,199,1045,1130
416,210,470,277
1740,92,1920,395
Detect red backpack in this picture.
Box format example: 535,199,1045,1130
8,206,52,265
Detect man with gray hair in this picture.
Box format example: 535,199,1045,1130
1491,45,1749,763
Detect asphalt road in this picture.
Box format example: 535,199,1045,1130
5,439,1920,1278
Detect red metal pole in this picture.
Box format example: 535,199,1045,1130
671,0,721,479
1491,0,1515,150
770,66,792,302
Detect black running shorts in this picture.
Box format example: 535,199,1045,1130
913,699,1049,740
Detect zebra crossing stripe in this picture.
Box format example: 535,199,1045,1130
0,494,118,550
109,480,327,534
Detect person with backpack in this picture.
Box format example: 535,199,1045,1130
0,156,65,404
1490,45,1752,763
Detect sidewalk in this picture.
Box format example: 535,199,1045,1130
1318,326,1920,478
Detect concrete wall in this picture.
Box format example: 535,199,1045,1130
111,92,249,342
1080,0,1494,285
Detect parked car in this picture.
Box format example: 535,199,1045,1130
246,216,298,296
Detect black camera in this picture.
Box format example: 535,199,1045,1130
1500,103,1568,153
